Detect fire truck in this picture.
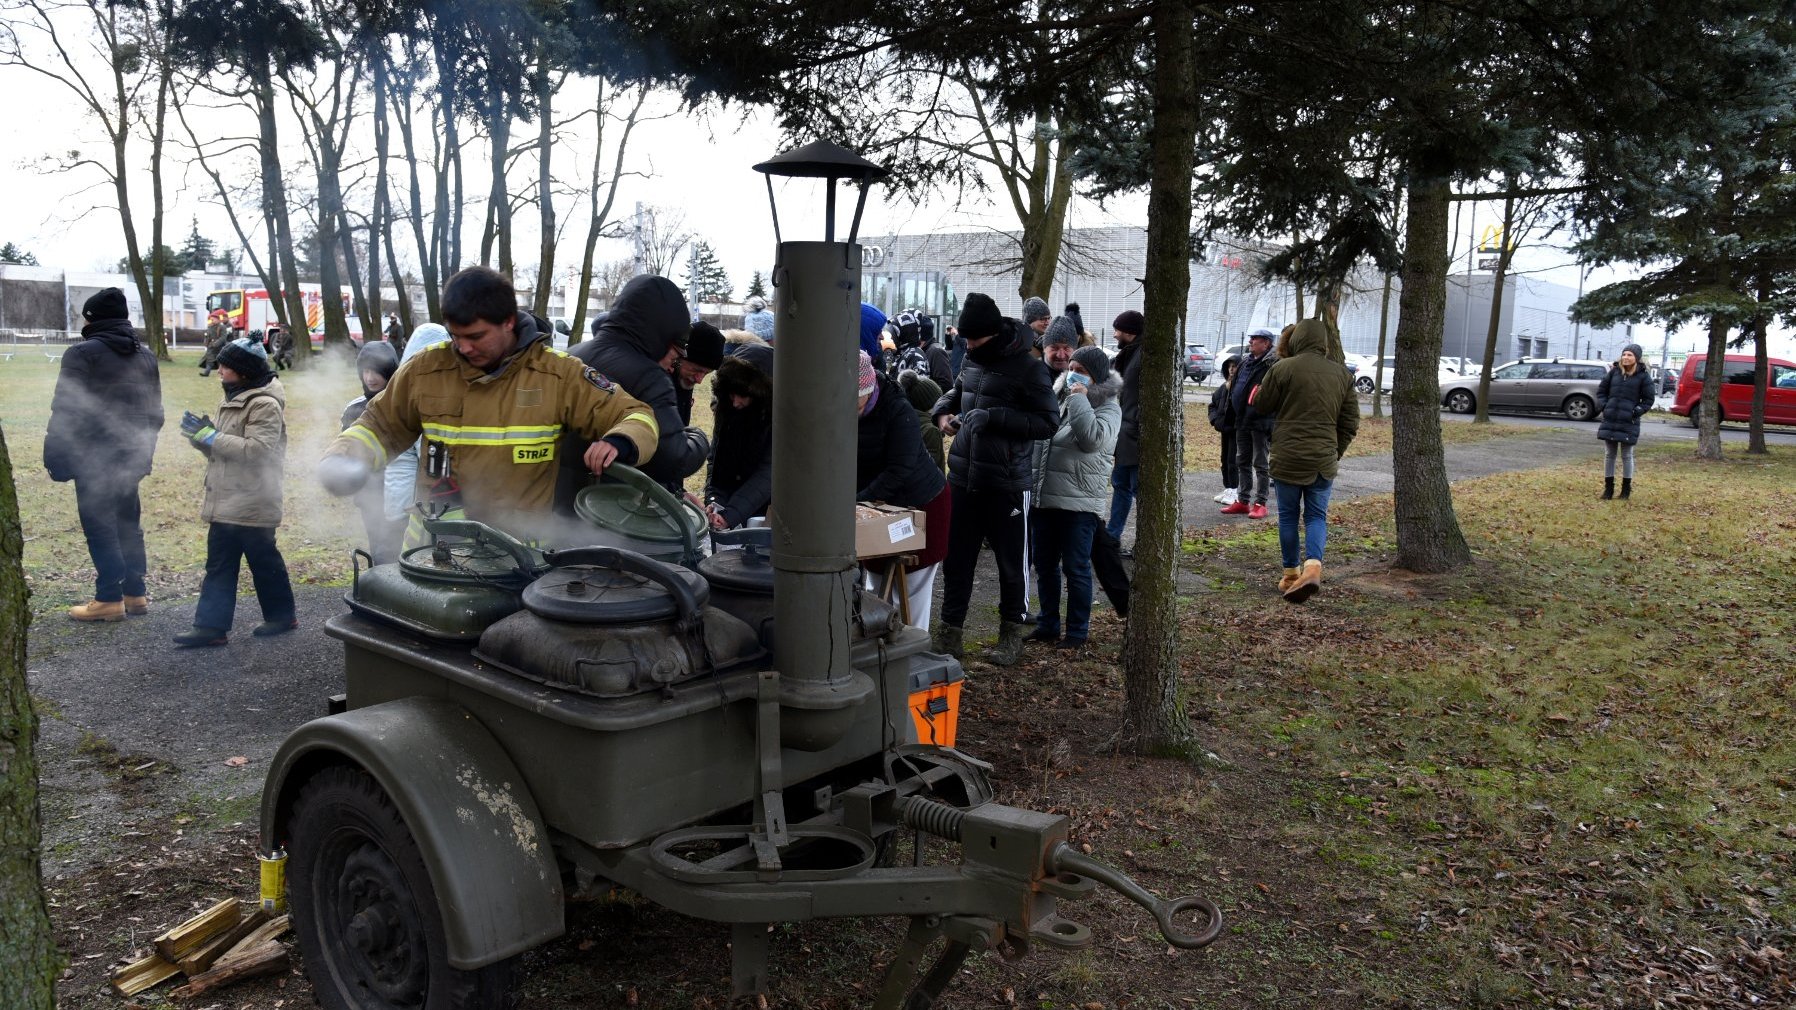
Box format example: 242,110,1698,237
204,286,360,345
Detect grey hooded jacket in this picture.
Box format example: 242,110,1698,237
1031,370,1123,517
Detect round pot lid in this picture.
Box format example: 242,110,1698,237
573,483,706,545
696,546,775,594
399,539,541,586
522,564,710,624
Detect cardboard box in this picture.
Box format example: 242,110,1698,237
855,503,926,559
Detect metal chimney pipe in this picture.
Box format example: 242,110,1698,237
768,240,875,749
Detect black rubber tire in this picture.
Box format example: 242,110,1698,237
288,766,516,1010
1355,375,1375,395
1445,389,1475,414
1563,395,1596,422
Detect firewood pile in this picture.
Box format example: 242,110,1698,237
109,898,290,1001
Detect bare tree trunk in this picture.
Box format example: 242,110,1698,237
393,71,440,320
0,428,58,1010
366,51,389,326
1749,273,1769,455
255,71,311,361
1695,314,1728,459
1119,0,1197,757
1017,122,1073,299
338,217,371,337
1391,176,1470,573
1372,271,1392,419
570,81,648,338
176,95,279,303
144,7,172,359
384,236,414,333
530,52,556,317
487,85,514,277
1474,190,1517,424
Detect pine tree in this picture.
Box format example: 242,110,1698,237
0,243,38,266
178,216,215,272
746,270,767,300
684,240,731,304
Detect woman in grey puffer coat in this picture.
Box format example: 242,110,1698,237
1595,343,1656,500
1029,346,1122,647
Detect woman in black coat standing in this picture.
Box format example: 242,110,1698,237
1595,343,1656,500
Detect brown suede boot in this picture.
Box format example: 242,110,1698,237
1284,560,1323,604
123,595,150,615
69,599,127,622
1277,567,1301,594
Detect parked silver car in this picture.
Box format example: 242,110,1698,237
1440,357,1609,421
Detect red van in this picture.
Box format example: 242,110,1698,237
1672,354,1796,427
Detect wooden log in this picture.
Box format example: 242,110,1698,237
109,952,180,998
169,940,289,1000
153,897,243,962
175,907,271,976
219,913,289,957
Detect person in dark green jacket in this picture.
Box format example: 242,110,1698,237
1249,318,1359,603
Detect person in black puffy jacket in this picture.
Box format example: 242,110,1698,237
1207,356,1241,505
563,275,709,500
704,344,774,528
927,292,1058,664
1594,343,1656,500
44,288,165,622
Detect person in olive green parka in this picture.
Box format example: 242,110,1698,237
1248,318,1359,603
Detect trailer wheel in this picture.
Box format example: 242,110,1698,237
288,766,515,1010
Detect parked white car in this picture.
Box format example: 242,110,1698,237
1352,355,1464,394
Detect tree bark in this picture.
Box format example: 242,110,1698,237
254,70,311,363
1391,176,1471,573
0,428,58,1010
144,2,172,359
570,81,647,338
1372,271,1392,419
1473,189,1517,424
1119,0,1197,757
1696,313,1728,460
392,71,441,321
366,49,389,327
531,50,556,317
1748,272,1769,455
1016,119,1073,300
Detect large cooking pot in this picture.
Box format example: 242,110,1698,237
346,519,544,641
475,545,765,698
571,463,706,568
697,526,903,650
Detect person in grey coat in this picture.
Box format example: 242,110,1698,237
1028,347,1122,648
1595,343,1656,500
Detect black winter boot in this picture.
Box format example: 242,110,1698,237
1619,478,1632,500
1601,477,1614,500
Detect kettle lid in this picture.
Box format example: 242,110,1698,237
522,564,710,624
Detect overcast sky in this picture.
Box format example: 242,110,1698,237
0,33,1787,359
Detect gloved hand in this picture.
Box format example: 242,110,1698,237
181,411,217,448
957,407,990,434
317,454,371,497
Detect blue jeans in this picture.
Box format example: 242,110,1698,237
1106,464,1139,540
74,474,147,602
1032,508,1098,641
194,522,296,631
1273,475,1333,569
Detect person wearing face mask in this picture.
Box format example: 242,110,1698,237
1028,345,1123,649
173,337,297,646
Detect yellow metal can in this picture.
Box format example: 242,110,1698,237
259,848,288,913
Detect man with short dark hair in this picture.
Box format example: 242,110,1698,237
318,266,659,530
46,288,165,622
676,320,727,424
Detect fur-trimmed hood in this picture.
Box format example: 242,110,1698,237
714,352,772,406
1054,368,1122,408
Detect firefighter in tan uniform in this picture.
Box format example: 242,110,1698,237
318,267,658,531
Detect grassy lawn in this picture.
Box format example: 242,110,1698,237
1181,400,1545,470
1,352,370,616
1159,441,1796,1006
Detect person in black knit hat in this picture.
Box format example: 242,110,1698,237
173,337,297,646
928,292,1058,665
45,288,164,622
